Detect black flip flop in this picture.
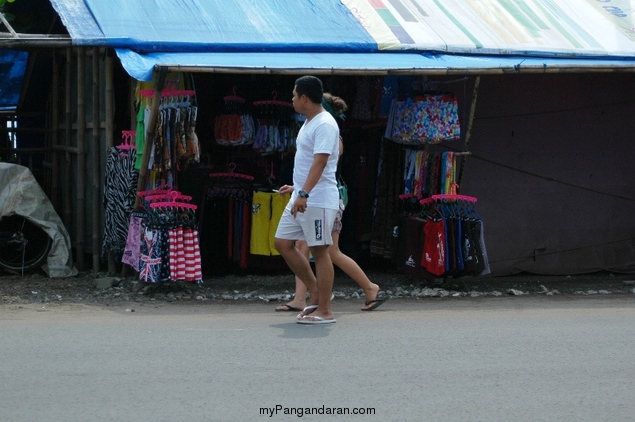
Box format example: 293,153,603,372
361,297,389,311
275,304,302,312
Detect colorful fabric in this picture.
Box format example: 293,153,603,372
139,227,164,283
389,95,461,145
422,218,446,276
121,213,143,271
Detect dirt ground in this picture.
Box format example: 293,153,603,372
1,263,634,306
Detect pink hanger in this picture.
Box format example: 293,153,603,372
399,193,415,200
137,182,173,198
224,86,245,104
150,191,198,210
209,163,254,181
430,194,477,203
162,89,195,97
119,130,136,151
253,90,293,108
138,89,155,98
145,191,192,202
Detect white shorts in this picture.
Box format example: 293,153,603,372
275,205,338,247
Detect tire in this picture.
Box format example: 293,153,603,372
0,215,53,272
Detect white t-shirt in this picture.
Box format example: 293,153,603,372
292,111,340,210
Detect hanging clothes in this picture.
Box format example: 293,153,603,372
138,89,200,179
250,191,290,256
138,198,203,283
121,210,145,271
417,196,490,278
199,171,254,276
402,149,459,200
385,94,461,145
102,144,139,261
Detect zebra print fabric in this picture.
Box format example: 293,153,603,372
102,146,139,261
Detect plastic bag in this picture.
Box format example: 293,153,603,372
337,175,348,207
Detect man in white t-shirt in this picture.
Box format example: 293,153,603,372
274,76,340,324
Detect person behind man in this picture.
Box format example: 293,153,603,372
274,76,340,324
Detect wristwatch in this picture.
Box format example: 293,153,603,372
297,190,310,198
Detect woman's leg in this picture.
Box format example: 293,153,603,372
328,232,380,309
275,240,310,311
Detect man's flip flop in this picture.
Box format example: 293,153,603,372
297,315,337,324
296,305,318,318
275,304,302,312
361,297,389,311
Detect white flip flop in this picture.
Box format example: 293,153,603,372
296,305,318,319
297,315,337,325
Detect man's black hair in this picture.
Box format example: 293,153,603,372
294,75,323,104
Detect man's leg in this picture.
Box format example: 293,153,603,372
274,237,318,304
307,244,334,319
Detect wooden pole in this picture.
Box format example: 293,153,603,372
105,51,114,149
76,48,86,272
105,49,117,274
92,47,101,273
457,76,480,192
64,48,72,233
51,50,60,210
134,68,168,209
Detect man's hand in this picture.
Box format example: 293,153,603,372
291,197,308,217
278,185,294,196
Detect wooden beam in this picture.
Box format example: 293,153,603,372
92,47,101,273
64,48,72,238
76,48,86,272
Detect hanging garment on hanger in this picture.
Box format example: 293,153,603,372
388,95,461,145
422,215,446,276
393,214,427,278
138,225,167,283
199,171,254,275
121,211,145,271
250,191,290,256
134,104,149,171
102,145,139,261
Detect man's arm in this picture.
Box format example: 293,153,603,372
291,153,329,217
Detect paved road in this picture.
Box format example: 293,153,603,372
1,296,634,422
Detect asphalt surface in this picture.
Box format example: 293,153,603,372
1,295,634,422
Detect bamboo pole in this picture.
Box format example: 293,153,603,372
457,76,480,191
134,68,168,210
105,50,117,274
92,47,101,273
129,78,136,130
51,50,60,210
64,48,72,234
105,51,114,149
76,48,86,272
163,64,635,76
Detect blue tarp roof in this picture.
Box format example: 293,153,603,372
50,0,376,52
49,0,635,81
116,49,635,82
